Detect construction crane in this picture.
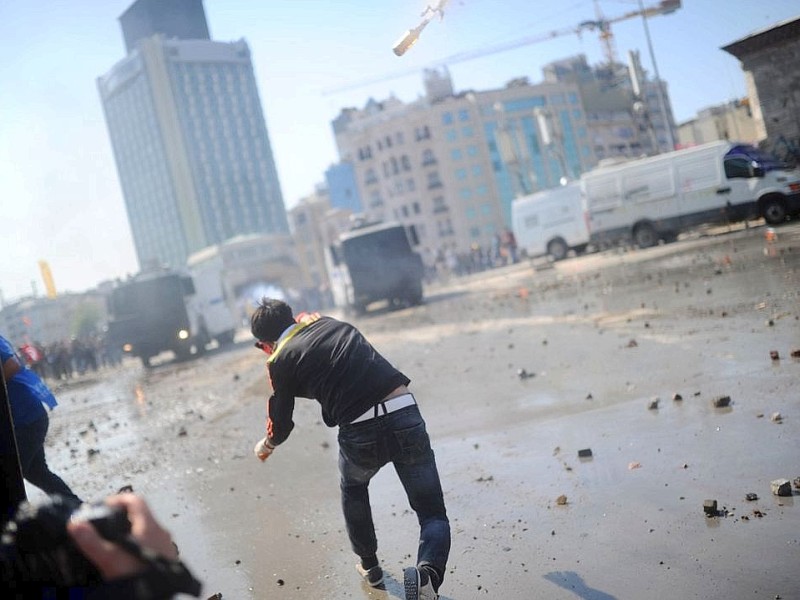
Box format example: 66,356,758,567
323,0,680,95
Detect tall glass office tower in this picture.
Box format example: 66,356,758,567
98,0,288,270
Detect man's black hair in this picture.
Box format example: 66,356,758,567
251,298,295,343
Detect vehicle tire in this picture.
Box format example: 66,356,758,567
407,282,424,306
174,345,192,362
633,223,658,249
547,238,569,261
762,198,787,225
662,231,679,244
215,330,235,346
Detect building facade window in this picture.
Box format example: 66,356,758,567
427,171,443,189
432,196,448,213
415,125,431,141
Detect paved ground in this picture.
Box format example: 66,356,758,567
38,220,800,599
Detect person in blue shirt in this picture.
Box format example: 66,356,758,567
1,334,81,503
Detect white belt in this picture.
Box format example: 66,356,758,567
351,393,416,424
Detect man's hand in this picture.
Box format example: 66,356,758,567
66,493,178,580
253,437,275,462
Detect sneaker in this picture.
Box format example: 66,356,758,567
356,563,384,587
404,566,438,600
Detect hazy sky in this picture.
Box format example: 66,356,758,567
1,0,798,303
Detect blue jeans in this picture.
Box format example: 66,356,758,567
338,403,450,583
15,414,81,503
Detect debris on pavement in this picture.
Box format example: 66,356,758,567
556,494,568,505
648,397,659,410
703,499,718,516
771,479,792,497
712,395,731,408
770,412,783,423
577,448,592,458
745,493,758,501
517,368,535,380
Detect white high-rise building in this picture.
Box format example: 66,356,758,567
98,0,287,271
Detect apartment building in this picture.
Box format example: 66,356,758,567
677,99,758,147
332,69,594,262
288,188,353,307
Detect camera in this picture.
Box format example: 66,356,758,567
1,494,131,587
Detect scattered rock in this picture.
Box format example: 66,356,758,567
712,395,731,408
233,373,240,381
556,495,568,505
745,493,758,502
771,479,792,497
672,393,683,401
178,427,188,437
577,448,592,458
794,477,800,490
770,412,783,423
117,484,134,494
648,397,660,410
626,339,638,348
517,368,535,380
628,461,642,470
770,350,780,361
475,475,494,483
207,593,223,600
585,393,593,400
703,499,718,516
791,349,800,358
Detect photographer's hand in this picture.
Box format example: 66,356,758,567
67,494,178,580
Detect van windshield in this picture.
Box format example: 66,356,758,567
726,144,788,172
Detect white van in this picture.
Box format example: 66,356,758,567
512,182,590,261
582,141,800,248
186,246,240,347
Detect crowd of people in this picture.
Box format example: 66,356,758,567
428,227,519,281
17,334,123,383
